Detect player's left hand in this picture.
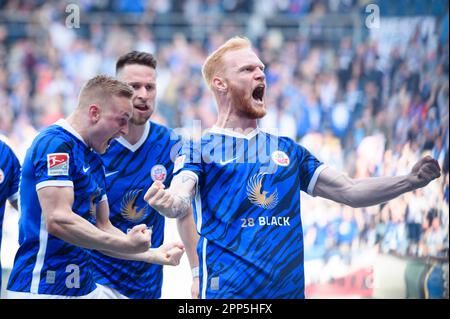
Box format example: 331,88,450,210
148,242,185,265
408,155,441,189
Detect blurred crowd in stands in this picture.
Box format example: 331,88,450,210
0,0,448,269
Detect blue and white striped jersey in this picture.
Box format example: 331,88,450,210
7,119,106,296
89,121,181,298
0,139,21,289
174,127,325,299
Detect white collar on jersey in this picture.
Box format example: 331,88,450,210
54,118,88,146
208,125,260,140
115,121,150,152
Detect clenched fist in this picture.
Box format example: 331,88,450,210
149,242,185,265
144,181,174,213
144,181,190,218
126,224,152,253
409,155,441,189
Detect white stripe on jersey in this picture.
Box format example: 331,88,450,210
194,184,202,234
307,164,327,195
115,121,150,152
36,180,74,191
30,215,49,293
201,237,208,299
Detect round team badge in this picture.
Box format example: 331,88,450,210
271,151,290,167
0,168,4,184
151,164,167,183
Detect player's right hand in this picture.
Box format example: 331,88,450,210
144,181,175,217
126,224,151,253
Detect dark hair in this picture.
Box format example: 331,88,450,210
116,51,157,74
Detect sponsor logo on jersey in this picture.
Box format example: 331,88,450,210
0,168,4,184
271,151,290,167
173,155,186,173
121,189,148,222
151,164,167,182
47,153,69,176
246,173,279,209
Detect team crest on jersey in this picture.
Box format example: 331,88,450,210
246,173,279,209
271,151,290,167
0,168,4,184
47,153,69,176
151,164,167,182
121,189,148,222
173,155,186,173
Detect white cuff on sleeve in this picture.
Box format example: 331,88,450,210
307,164,328,196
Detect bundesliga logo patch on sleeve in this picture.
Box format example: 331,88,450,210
47,153,70,176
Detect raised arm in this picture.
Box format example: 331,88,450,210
144,171,197,219
313,155,441,208
38,186,150,254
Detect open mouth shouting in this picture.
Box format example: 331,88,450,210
252,84,265,105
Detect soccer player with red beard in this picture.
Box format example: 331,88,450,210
144,37,441,299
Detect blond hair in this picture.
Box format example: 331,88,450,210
78,75,133,109
202,36,252,90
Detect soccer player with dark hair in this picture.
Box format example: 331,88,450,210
89,52,199,299
144,37,441,299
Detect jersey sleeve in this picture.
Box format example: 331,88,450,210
33,135,76,191
2,143,21,202
296,144,326,195
8,147,21,201
164,131,182,187
172,138,203,182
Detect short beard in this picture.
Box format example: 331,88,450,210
130,116,149,125
235,104,266,119
229,84,266,119
130,104,154,125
